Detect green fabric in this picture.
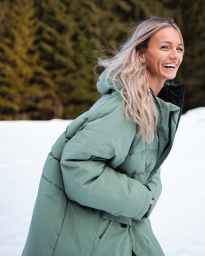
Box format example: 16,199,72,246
22,69,181,256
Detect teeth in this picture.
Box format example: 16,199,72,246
163,64,176,68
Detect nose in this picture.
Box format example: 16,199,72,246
169,49,179,60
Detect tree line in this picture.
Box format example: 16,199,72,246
0,0,204,120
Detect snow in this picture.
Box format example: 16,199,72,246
0,108,205,256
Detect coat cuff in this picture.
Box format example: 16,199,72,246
136,188,153,220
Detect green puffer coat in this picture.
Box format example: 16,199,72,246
22,69,185,256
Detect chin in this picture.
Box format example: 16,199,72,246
166,77,176,80
163,74,177,81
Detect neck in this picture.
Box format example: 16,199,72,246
146,72,165,96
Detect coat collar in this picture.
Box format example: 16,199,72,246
149,81,185,120
156,81,185,112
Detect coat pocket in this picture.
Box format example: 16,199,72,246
99,220,111,239
91,218,112,255
132,218,153,244
136,226,150,243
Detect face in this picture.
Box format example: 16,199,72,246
141,26,184,84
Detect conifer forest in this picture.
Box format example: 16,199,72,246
0,0,204,120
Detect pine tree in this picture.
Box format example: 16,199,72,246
34,0,147,119
0,0,39,120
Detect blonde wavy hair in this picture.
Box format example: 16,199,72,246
97,17,183,143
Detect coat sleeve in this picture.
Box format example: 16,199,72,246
142,167,162,219
60,109,153,220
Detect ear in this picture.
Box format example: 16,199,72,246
139,49,147,64
140,54,146,63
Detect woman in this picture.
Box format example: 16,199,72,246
22,17,185,256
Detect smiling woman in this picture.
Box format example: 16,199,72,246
98,17,185,143
142,26,184,96
22,17,185,256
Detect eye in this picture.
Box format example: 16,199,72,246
177,48,184,52
161,46,169,49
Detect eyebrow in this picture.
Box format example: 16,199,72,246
160,41,184,46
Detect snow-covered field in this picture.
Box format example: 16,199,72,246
0,108,205,256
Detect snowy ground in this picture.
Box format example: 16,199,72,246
0,107,205,256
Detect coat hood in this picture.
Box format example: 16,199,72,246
97,68,123,94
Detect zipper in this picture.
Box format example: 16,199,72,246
99,220,111,239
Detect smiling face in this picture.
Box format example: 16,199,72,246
141,26,184,93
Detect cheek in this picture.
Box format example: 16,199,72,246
157,61,163,73
147,54,157,68
179,56,183,65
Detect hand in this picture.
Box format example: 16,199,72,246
150,199,153,205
